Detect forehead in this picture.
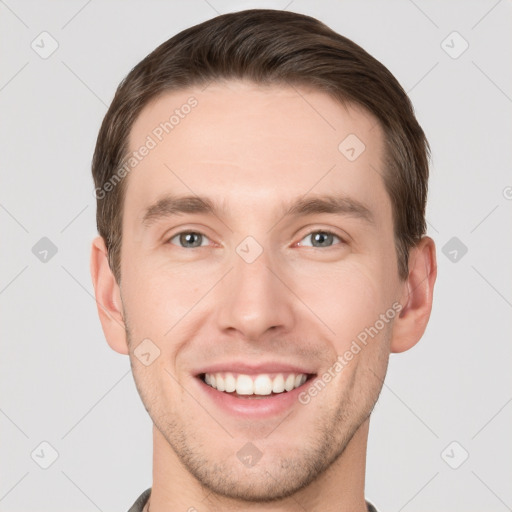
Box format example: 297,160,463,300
123,80,390,230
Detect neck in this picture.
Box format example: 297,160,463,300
147,419,370,512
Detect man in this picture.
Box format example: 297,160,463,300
90,9,436,512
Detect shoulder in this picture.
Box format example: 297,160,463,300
127,488,151,512
366,500,380,512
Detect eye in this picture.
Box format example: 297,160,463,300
167,231,210,248
298,230,344,248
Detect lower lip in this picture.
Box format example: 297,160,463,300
194,376,314,419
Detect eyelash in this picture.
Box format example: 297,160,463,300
166,229,346,249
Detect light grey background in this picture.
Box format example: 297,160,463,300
1,1,511,511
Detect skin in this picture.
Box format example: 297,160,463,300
90,81,436,512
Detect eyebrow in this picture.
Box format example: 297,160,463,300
141,193,374,228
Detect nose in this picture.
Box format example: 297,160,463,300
215,241,295,342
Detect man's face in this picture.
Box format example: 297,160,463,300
119,81,403,501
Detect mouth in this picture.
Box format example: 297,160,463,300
198,371,316,399
193,367,318,419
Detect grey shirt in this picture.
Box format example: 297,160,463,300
127,488,379,511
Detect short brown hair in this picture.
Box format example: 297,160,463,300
92,8,429,284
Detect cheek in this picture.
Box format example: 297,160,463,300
122,239,398,349
294,262,389,347
121,259,206,338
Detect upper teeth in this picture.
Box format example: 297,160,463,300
204,372,308,395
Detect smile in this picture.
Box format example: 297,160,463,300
195,369,317,418
201,372,311,397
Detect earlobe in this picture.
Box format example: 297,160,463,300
390,236,437,353
90,236,129,355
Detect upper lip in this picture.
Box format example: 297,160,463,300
194,361,317,376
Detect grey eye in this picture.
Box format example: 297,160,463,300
300,231,341,248
169,232,208,248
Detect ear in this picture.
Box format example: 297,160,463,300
390,236,437,353
90,236,129,355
